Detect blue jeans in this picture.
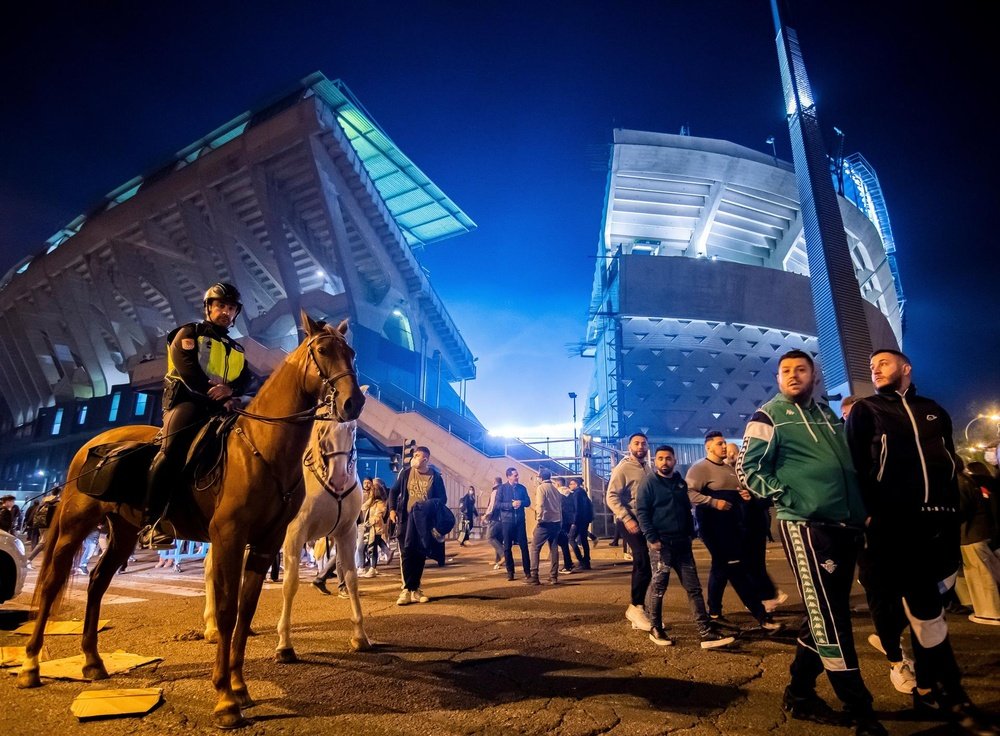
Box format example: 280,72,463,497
529,521,562,580
646,538,710,631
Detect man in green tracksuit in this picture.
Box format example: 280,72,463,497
736,350,885,736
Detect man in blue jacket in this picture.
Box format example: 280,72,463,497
497,467,531,581
636,445,735,650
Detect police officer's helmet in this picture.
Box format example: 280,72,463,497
203,282,243,317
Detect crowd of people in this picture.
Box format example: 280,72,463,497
4,287,998,736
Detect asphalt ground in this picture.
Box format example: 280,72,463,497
1,539,997,735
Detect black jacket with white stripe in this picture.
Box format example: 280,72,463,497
845,384,959,523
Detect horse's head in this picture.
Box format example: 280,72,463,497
299,311,366,422
311,415,358,492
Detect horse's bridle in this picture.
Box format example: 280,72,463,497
233,331,358,425
305,332,358,422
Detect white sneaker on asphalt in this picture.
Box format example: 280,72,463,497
625,604,653,632
492,561,503,570
412,588,429,603
763,589,789,613
623,552,633,561
396,589,412,606
889,659,917,694
969,614,1000,626
361,568,376,578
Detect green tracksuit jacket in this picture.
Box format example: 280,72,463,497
736,393,866,527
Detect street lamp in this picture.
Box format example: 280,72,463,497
965,413,1000,443
568,392,578,467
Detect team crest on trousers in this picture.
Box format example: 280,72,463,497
821,559,837,574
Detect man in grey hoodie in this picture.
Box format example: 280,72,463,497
606,432,653,630
527,468,563,585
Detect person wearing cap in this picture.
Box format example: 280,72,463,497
140,282,254,549
846,349,993,734
686,430,781,631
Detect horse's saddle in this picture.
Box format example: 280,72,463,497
185,412,240,491
77,413,240,502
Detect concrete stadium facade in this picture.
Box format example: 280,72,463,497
582,129,904,460
0,73,480,487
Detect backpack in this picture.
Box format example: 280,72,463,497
33,501,55,530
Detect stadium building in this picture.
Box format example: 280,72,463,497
581,129,905,462
0,73,558,502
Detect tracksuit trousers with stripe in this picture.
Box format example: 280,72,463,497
779,520,874,714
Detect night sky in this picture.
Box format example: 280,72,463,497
1,1,997,442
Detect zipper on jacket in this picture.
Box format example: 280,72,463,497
795,403,819,443
899,393,930,503
877,434,888,482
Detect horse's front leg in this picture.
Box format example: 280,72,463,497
82,519,139,680
202,544,219,643
209,526,247,730
335,528,371,651
230,548,271,707
275,525,305,663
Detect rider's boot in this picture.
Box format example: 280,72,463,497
139,453,176,550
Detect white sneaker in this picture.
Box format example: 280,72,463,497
492,561,503,570
763,589,789,613
969,614,1000,626
361,568,376,578
412,588,429,603
625,604,653,632
623,551,633,561
889,659,917,694
396,589,412,606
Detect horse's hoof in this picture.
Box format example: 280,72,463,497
83,663,109,681
350,636,373,652
213,706,246,730
233,688,255,709
204,630,219,644
275,647,297,664
16,669,41,689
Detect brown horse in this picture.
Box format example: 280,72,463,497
16,312,365,729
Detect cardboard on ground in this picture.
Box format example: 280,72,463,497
13,619,109,636
0,646,27,667
6,649,161,680
71,687,163,720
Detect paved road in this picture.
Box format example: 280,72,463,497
1,541,997,735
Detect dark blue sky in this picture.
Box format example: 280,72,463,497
1,1,997,440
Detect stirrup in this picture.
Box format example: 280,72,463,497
139,523,176,550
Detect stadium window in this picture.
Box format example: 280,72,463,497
134,393,148,416
52,408,64,435
109,392,122,422
77,405,88,424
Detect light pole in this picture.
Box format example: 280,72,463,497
965,413,1000,443
766,136,777,163
568,392,578,468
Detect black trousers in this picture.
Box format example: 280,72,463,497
779,520,873,713
621,525,652,607
398,527,427,591
145,401,209,519
743,498,777,601
502,519,530,576
557,521,574,569
697,492,766,620
571,522,591,565
863,521,963,691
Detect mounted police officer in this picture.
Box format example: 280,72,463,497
140,283,254,549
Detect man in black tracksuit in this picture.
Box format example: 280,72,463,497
847,349,993,734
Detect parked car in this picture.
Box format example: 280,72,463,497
0,528,27,603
